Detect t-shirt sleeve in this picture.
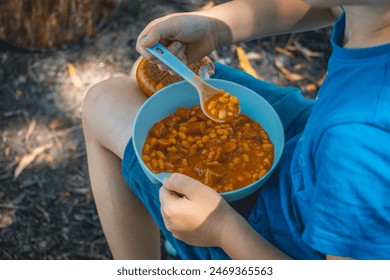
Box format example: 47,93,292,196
302,123,390,259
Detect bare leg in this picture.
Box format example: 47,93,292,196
82,62,160,259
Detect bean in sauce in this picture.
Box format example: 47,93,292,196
203,90,240,121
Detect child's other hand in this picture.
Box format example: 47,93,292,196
159,173,237,247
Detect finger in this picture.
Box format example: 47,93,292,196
166,41,185,57
182,54,188,66
155,41,186,73
157,63,170,72
159,185,183,208
136,17,179,58
163,173,208,199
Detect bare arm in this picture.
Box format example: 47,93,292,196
217,209,291,259
137,0,338,64
199,0,337,47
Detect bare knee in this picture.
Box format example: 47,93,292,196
83,79,111,140
82,76,146,155
83,77,129,139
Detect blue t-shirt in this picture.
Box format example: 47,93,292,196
250,14,390,259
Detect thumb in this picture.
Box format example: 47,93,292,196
163,173,206,199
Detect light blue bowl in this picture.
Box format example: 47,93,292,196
132,79,284,202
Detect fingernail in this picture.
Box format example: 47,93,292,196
175,41,182,49
141,36,148,44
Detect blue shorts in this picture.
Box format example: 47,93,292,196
121,63,314,259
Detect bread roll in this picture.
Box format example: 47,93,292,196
136,56,215,97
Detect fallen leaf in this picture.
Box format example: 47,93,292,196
198,1,215,11
67,63,83,89
293,63,306,70
25,118,36,142
48,117,71,129
68,145,79,152
36,205,51,222
301,83,318,92
15,89,23,100
45,155,55,164
236,46,264,79
245,52,262,60
275,56,305,82
14,144,50,179
275,47,294,57
293,40,323,60
4,146,11,158
317,72,327,86
0,210,14,229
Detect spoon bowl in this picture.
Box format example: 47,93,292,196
146,43,240,122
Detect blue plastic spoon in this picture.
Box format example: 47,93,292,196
146,43,240,122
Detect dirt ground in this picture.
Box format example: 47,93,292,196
0,2,332,259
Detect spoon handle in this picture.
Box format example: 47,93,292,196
146,43,200,89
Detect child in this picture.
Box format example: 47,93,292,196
82,0,390,259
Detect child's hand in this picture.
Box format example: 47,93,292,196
136,14,223,70
159,173,237,247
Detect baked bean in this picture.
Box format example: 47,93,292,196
143,143,151,154
187,136,195,143
181,140,191,150
222,141,237,153
156,151,165,159
142,155,151,162
151,159,158,169
157,139,171,150
208,101,216,110
263,158,271,168
220,135,228,141
262,143,274,152
216,128,229,135
218,110,227,120
206,161,219,167
142,105,274,192
233,157,241,165
259,169,268,177
201,135,210,144
150,138,157,147
165,162,175,170
177,132,186,140
158,159,165,170
178,126,187,133
209,132,217,138
167,146,178,153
